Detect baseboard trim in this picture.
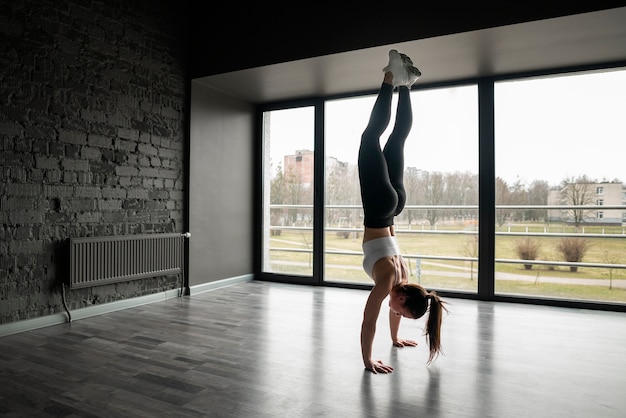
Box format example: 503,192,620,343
189,274,253,295
0,275,254,338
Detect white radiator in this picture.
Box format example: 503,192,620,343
69,233,186,289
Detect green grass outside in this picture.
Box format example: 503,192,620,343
266,224,626,304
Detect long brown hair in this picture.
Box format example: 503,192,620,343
396,283,449,364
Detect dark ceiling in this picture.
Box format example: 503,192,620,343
193,5,626,104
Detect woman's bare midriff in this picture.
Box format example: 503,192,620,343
362,225,394,243
363,225,407,285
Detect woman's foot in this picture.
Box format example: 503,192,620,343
406,65,421,87
400,51,421,86
383,49,409,87
383,49,421,87
400,52,413,67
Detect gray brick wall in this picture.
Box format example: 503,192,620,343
0,0,188,324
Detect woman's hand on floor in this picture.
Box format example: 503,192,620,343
365,359,394,374
392,338,417,347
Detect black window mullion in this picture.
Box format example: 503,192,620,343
478,78,495,299
312,100,325,284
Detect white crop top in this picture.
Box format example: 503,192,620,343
362,236,402,279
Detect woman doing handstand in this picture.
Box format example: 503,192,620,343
359,50,447,374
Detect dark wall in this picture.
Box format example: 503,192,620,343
0,0,188,323
190,2,626,78
188,83,254,286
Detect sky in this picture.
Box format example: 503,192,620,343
267,68,626,188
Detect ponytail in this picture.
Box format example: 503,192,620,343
424,291,448,364
396,284,449,364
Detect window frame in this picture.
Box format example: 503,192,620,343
255,65,626,313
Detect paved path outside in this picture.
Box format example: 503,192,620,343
273,259,626,289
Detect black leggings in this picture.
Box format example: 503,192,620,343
358,83,413,228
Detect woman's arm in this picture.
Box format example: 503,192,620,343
361,284,394,373
388,257,417,347
389,308,418,347
389,307,401,341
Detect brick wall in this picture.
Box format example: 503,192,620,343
0,0,188,323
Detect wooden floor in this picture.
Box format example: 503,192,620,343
1,281,625,418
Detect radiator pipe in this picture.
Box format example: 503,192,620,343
62,283,72,322
180,232,191,297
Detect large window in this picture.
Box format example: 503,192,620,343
259,67,626,308
494,69,626,303
261,106,315,277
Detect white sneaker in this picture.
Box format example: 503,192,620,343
383,49,422,87
406,65,422,87
400,52,414,67
383,49,410,87
400,52,421,86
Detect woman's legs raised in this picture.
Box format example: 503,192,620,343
358,78,398,228
383,86,413,216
